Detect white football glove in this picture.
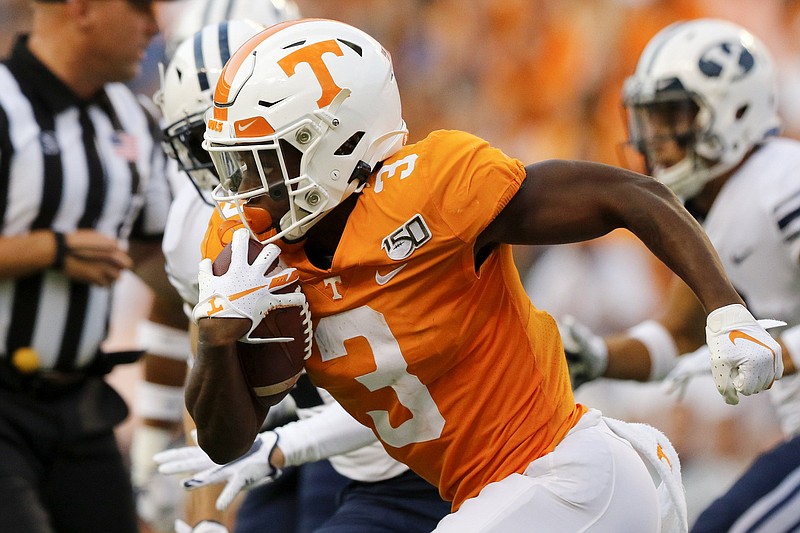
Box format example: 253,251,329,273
155,430,281,511
706,304,785,405
174,519,229,533
192,228,306,344
558,315,609,389
662,345,711,400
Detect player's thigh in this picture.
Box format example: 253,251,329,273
433,416,659,533
295,460,350,533
234,466,300,533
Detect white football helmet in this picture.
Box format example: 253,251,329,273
204,19,407,243
156,20,268,197
164,0,301,59
623,18,780,200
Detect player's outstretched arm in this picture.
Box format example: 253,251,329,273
480,160,736,311
481,160,782,403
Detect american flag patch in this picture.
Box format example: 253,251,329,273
112,131,139,162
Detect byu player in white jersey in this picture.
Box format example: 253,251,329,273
560,18,800,533
151,15,448,533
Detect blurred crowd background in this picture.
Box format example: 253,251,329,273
2,0,798,526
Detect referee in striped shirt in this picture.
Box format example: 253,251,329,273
0,1,185,532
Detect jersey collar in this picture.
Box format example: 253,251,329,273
5,34,103,114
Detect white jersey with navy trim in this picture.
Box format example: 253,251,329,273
162,176,214,316
702,137,800,437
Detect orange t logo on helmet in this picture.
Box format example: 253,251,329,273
279,40,344,108
212,19,345,129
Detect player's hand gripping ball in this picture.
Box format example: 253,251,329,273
194,228,312,401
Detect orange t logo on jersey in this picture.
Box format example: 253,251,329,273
278,40,345,108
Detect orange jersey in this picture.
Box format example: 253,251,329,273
205,129,586,508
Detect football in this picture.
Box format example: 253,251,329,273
212,237,273,275
212,237,311,404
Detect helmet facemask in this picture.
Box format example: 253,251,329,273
156,19,277,204
625,89,713,200
162,112,218,203
208,119,335,243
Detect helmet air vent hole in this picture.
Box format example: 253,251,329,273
283,40,306,50
334,131,365,156
337,39,363,57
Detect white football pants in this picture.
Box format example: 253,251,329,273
432,409,662,533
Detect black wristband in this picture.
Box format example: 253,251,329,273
52,231,68,270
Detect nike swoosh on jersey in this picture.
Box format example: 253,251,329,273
375,264,407,286
730,248,754,265
728,330,775,356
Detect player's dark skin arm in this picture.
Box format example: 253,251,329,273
478,160,745,314
191,159,744,462
187,317,291,463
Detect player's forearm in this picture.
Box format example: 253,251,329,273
276,401,377,467
614,177,743,313
604,336,653,381
188,318,269,463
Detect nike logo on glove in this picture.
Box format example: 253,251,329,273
728,330,775,356
375,264,407,286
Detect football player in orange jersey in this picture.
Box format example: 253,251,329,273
185,19,783,533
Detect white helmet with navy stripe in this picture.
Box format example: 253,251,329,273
623,18,780,200
165,0,301,59
156,20,268,194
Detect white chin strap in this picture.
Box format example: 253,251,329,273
279,206,319,243
653,152,735,201
654,157,706,201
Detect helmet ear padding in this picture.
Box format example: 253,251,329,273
349,160,372,186
623,18,780,199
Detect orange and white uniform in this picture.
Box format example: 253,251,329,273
204,129,585,506
203,129,684,532
292,129,583,507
